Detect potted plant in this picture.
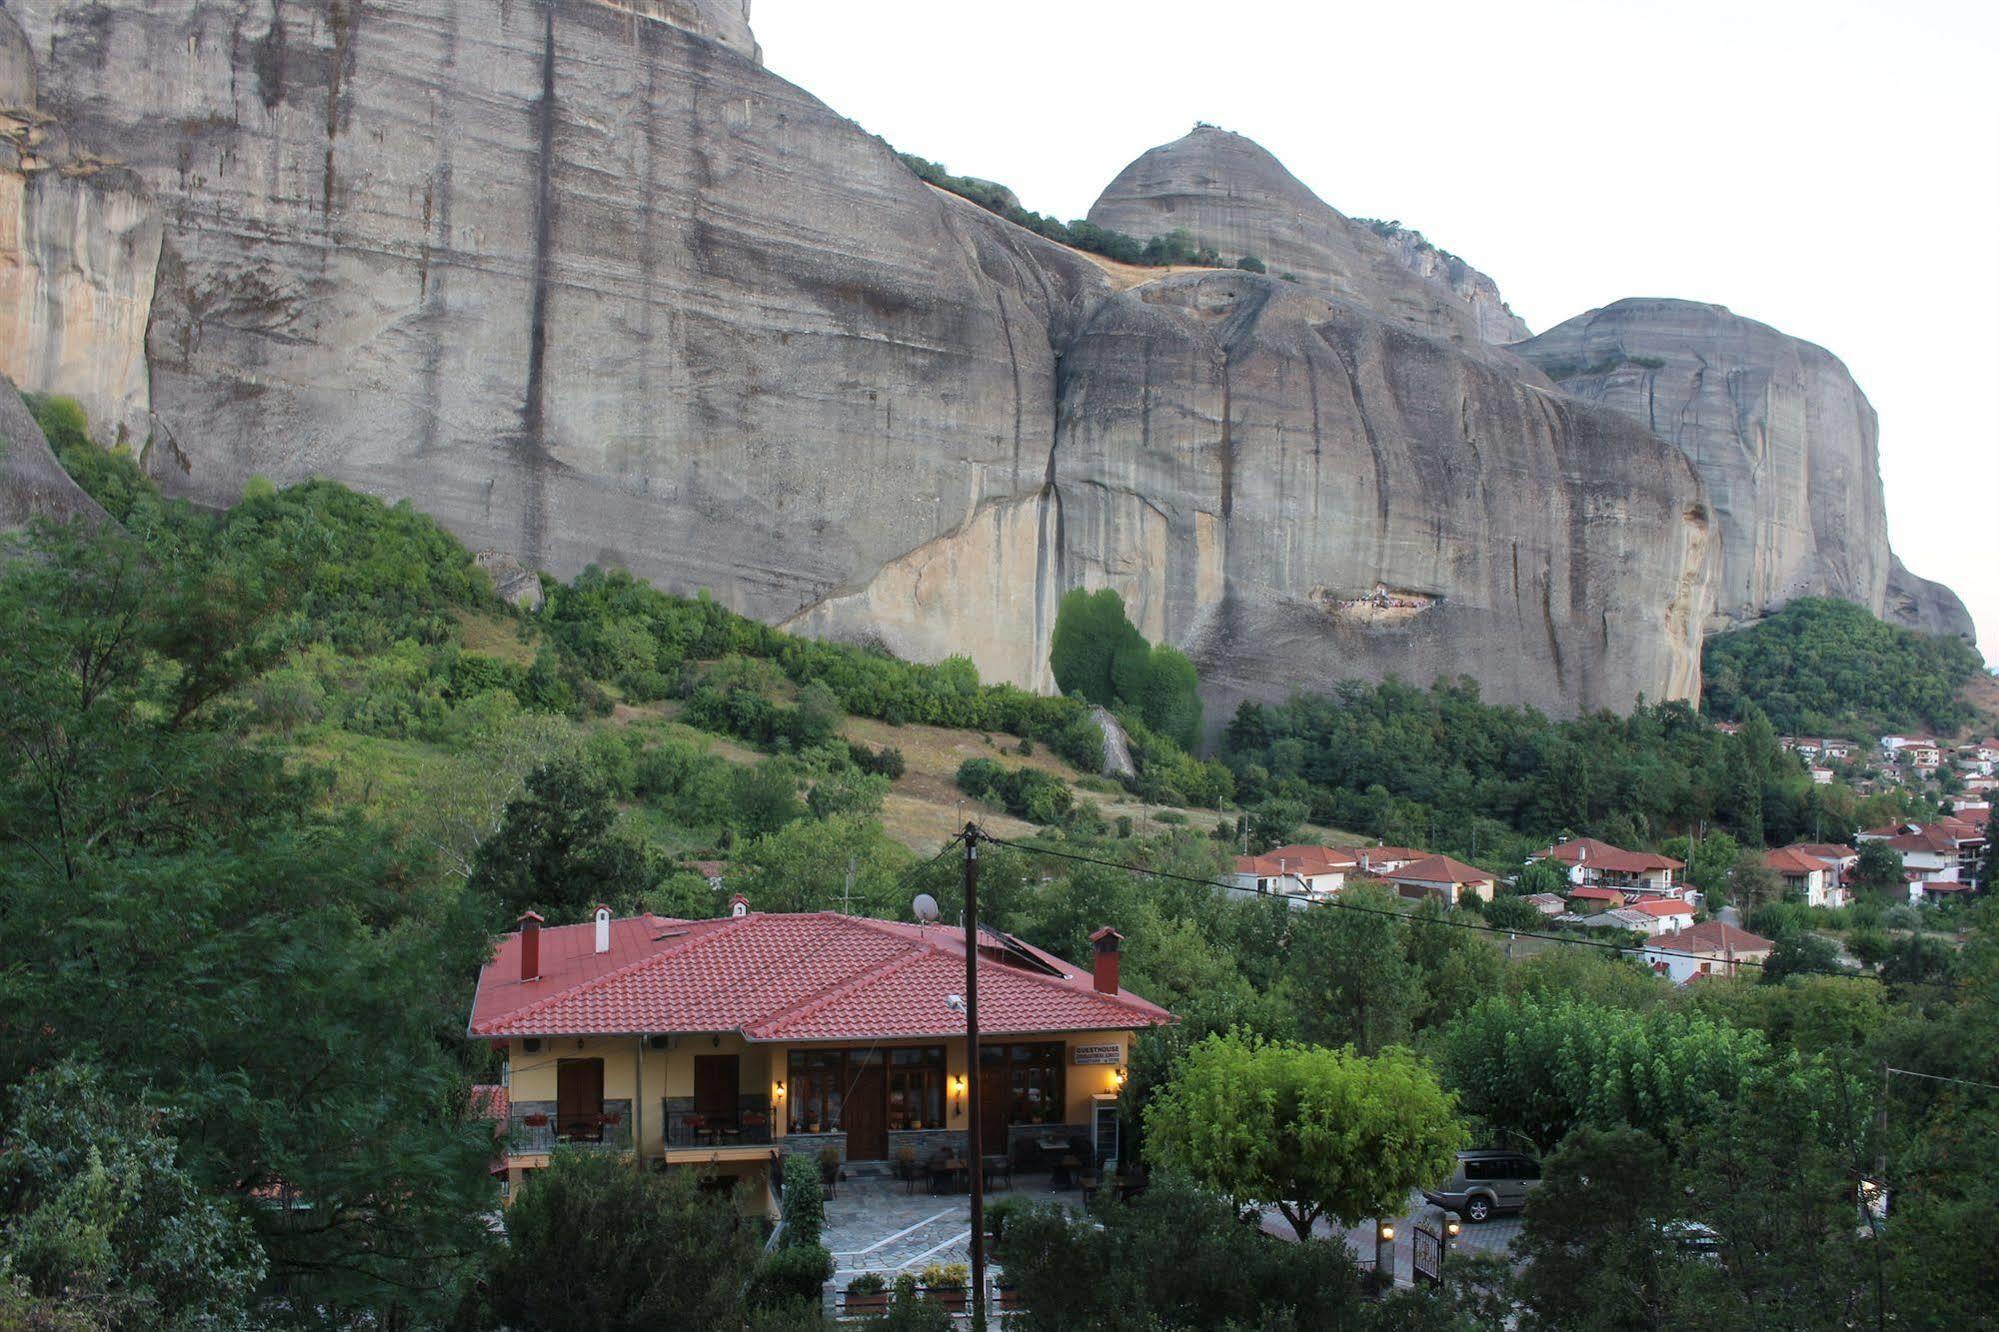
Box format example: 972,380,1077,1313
842,1272,888,1315
919,1262,969,1312
818,1146,842,1186
521,1112,549,1127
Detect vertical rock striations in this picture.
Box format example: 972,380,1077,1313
1,1,1741,717
1050,272,1714,723
1513,298,1971,642
0,10,160,447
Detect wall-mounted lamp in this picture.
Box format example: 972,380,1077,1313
1113,1067,1129,1090
773,1081,787,1099
949,1073,968,1114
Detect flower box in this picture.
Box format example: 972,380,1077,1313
521,1113,549,1128
841,1291,890,1314
921,1287,967,1312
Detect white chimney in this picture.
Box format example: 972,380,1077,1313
594,906,611,954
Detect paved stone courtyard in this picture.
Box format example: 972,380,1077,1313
824,1170,1083,1287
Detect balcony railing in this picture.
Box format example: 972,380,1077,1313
507,1099,632,1155
664,1095,774,1148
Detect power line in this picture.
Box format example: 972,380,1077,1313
980,833,1839,978
1884,1067,1999,1093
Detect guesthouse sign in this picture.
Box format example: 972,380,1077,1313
1072,1043,1121,1065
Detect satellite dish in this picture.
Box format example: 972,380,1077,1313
912,893,941,924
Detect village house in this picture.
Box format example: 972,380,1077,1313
1351,845,1428,876
1807,765,1835,785
1622,897,1698,935
1528,837,1685,896
1228,844,1356,904
1642,921,1776,985
1380,854,1495,907
1564,884,1626,914
467,905,1173,1211
1763,847,1841,908
1523,892,1568,917
1786,843,1859,901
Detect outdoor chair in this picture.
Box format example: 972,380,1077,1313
983,1154,1013,1191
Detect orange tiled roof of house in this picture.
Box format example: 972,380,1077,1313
1651,921,1775,956
468,911,1175,1042
1234,844,1359,878
1764,847,1834,874
1383,854,1492,884
1627,897,1696,918
1535,837,1684,874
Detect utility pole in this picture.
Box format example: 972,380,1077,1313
962,822,987,1329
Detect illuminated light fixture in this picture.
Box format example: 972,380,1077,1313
1445,1217,1461,1239
1378,1223,1396,1241
1113,1067,1129,1089
774,1081,787,1098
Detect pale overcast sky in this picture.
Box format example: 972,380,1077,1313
755,0,1999,665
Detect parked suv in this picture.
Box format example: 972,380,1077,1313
1423,1149,1542,1223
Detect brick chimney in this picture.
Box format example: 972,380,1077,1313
1089,926,1123,995
518,910,544,983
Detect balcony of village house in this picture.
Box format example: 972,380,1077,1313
661,1095,777,1164
505,1099,633,1156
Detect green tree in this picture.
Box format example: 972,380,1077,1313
0,1062,265,1330
995,1174,1364,1330
1851,840,1905,901
0,521,499,1325
1511,1126,1707,1331
1437,994,1765,1152
1144,1032,1465,1243
468,754,662,920
1284,885,1421,1052
1727,849,1782,914
487,1152,760,1331
733,760,806,837
1515,858,1570,897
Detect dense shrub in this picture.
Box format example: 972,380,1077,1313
1703,597,1981,737
956,758,1074,824
1048,589,1203,750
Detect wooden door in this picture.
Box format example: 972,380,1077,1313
979,1060,1009,1157
556,1058,604,1142
842,1060,887,1160
693,1055,739,1127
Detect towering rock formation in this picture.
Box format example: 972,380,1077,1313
1513,298,1972,641
1353,219,1530,345
0,10,160,447
1050,273,1713,720
0,1,1745,718
1087,127,1524,353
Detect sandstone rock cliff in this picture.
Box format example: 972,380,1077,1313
1087,127,1525,355
0,10,160,448
1049,272,1714,722
0,0,1731,720
1355,219,1530,345
1513,298,1972,642
0,369,106,528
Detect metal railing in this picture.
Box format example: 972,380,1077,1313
664,1095,775,1148
507,1099,633,1154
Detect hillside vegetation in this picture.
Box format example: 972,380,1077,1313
1702,597,1985,738
5,396,1998,1328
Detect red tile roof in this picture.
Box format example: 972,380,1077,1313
1567,885,1625,903
1763,847,1833,874
1349,846,1428,870
1788,843,1857,861
1628,898,1696,918
1534,837,1684,874
468,912,1174,1042
1650,921,1775,956
1234,844,1358,878
1384,854,1493,885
